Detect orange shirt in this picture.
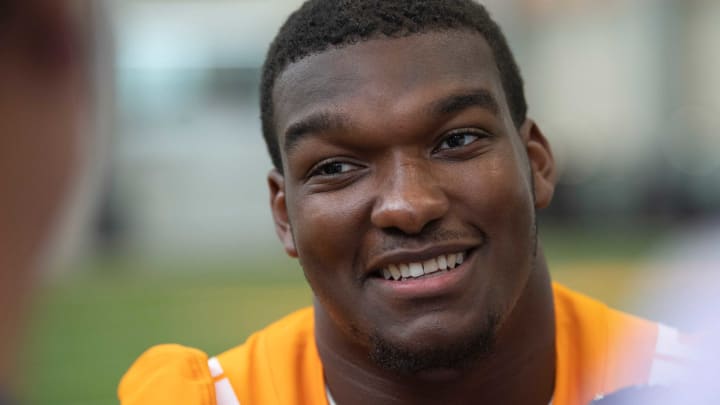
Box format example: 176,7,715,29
119,283,689,405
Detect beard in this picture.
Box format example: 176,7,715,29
367,312,501,375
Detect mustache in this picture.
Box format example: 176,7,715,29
370,226,487,256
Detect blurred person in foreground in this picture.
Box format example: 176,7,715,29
590,225,720,405
119,1,695,404
0,0,91,402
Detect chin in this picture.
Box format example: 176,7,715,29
367,312,500,376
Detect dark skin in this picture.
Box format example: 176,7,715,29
268,31,557,404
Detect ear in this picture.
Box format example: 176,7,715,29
520,120,556,209
268,169,298,257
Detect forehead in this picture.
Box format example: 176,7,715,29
272,30,508,147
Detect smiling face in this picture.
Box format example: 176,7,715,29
269,30,555,373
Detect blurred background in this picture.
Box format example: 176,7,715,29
14,0,719,403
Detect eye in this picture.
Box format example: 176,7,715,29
436,131,483,151
309,161,359,177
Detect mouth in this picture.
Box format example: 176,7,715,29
369,249,473,282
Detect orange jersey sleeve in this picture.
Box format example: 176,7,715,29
216,307,328,405
552,283,662,405
118,344,216,405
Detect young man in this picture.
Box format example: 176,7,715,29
119,1,690,404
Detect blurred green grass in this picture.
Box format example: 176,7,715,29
20,226,670,404
21,256,313,405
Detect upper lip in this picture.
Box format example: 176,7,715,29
364,241,481,278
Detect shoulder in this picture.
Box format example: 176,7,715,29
215,307,325,404
554,282,692,378
217,306,316,369
118,307,319,405
118,344,215,405
553,282,660,346
552,283,694,403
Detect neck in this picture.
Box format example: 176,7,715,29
317,249,556,405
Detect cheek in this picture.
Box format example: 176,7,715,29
452,153,536,274
288,191,374,333
289,191,368,286
448,154,537,316
452,154,534,225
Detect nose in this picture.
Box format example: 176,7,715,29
370,161,449,235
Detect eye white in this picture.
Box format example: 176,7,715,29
335,163,356,172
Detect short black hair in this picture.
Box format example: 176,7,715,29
260,0,527,171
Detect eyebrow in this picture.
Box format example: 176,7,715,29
284,111,350,155
282,88,501,154
431,89,500,117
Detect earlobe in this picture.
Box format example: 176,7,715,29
521,120,557,209
268,169,298,257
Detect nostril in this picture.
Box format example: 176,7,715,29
381,218,443,238
382,226,411,237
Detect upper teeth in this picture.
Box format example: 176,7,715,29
381,251,465,281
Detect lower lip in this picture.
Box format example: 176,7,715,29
369,251,474,299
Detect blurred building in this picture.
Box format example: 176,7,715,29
71,0,720,262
